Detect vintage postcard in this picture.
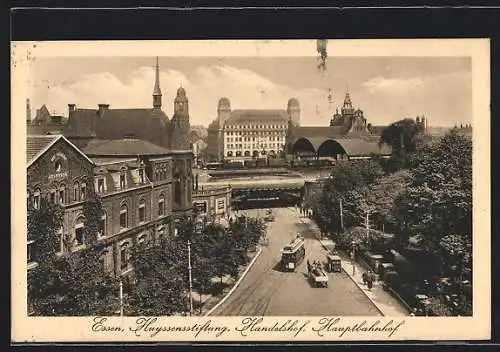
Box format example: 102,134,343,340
11,39,490,342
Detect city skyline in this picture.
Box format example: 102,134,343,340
30,56,472,128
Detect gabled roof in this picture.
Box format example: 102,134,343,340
225,109,289,124
83,138,171,156
27,135,95,167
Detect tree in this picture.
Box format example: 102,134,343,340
128,239,188,315
394,131,472,251
379,118,425,171
28,196,118,316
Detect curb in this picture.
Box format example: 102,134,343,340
204,247,263,316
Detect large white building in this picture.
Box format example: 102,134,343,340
207,97,300,162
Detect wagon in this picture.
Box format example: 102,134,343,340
308,267,329,288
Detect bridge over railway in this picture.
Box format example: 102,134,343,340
198,172,323,209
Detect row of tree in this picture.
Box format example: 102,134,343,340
127,214,266,315
28,198,266,316
311,118,472,268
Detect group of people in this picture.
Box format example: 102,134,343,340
307,259,322,273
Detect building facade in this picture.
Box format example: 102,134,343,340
206,97,301,162
26,136,184,278
192,186,232,222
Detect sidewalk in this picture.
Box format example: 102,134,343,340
299,214,410,317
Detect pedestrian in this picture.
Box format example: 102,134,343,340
362,271,368,285
307,260,312,273
367,270,374,290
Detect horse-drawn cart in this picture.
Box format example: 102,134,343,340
308,267,329,288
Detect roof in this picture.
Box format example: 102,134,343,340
91,157,137,166
64,108,169,141
27,135,95,167
27,135,60,162
292,126,349,139
83,138,171,156
225,109,289,124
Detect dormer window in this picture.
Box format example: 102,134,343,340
120,174,126,189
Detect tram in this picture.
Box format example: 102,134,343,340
281,236,306,272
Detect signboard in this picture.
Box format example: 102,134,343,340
193,201,208,214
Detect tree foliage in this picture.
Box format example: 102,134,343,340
394,131,472,250
28,197,118,316
128,214,266,315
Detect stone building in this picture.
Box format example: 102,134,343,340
26,135,187,278
206,97,300,162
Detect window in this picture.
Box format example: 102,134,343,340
50,191,56,204
80,184,86,200
158,194,165,216
97,178,105,193
120,205,128,229
120,174,126,188
157,227,165,243
120,243,129,269
138,234,147,245
98,213,106,238
73,182,79,201
174,175,182,206
59,188,65,205
75,217,85,246
33,189,40,209
139,169,145,184
138,199,146,223
27,240,35,263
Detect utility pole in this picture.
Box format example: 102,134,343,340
339,198,344,232
119,279,123,317
187,240,194,316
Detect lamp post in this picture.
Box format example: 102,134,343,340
187,240,194,316
119,279,123,317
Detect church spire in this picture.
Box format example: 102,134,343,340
153,57,162,109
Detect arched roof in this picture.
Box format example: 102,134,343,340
291,137,391,156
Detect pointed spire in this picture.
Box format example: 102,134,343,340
153,57,162,109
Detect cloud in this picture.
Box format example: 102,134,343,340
34,64,335,126
363,77,424,93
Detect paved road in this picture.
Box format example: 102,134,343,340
210,207,382,316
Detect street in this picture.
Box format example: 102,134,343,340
210,207,382,316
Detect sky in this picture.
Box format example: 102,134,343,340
30,56,472,127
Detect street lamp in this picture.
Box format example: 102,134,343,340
187,240,194,316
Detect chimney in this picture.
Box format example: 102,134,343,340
98,104,109,117
68,104,76,115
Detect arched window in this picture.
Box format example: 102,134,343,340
138,199,146,223
227,151,233,157
58,185,65,205
158,193,165,217
80,182,86,200
138,233,148,245
174,172,182,206
236,151,242,157
157,226,165,244
98,211,106,238
75,216,85,246
73,181,79,201
119,204,128,229
33,188,41,209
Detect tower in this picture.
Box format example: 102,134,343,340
217,97,231,126
341,88,355,116
153,57,162,110
26,98,31,123
171,86,191,150
287,98,301,126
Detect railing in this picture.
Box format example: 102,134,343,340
193,186,232,196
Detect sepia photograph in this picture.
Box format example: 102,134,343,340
11,39,490,342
